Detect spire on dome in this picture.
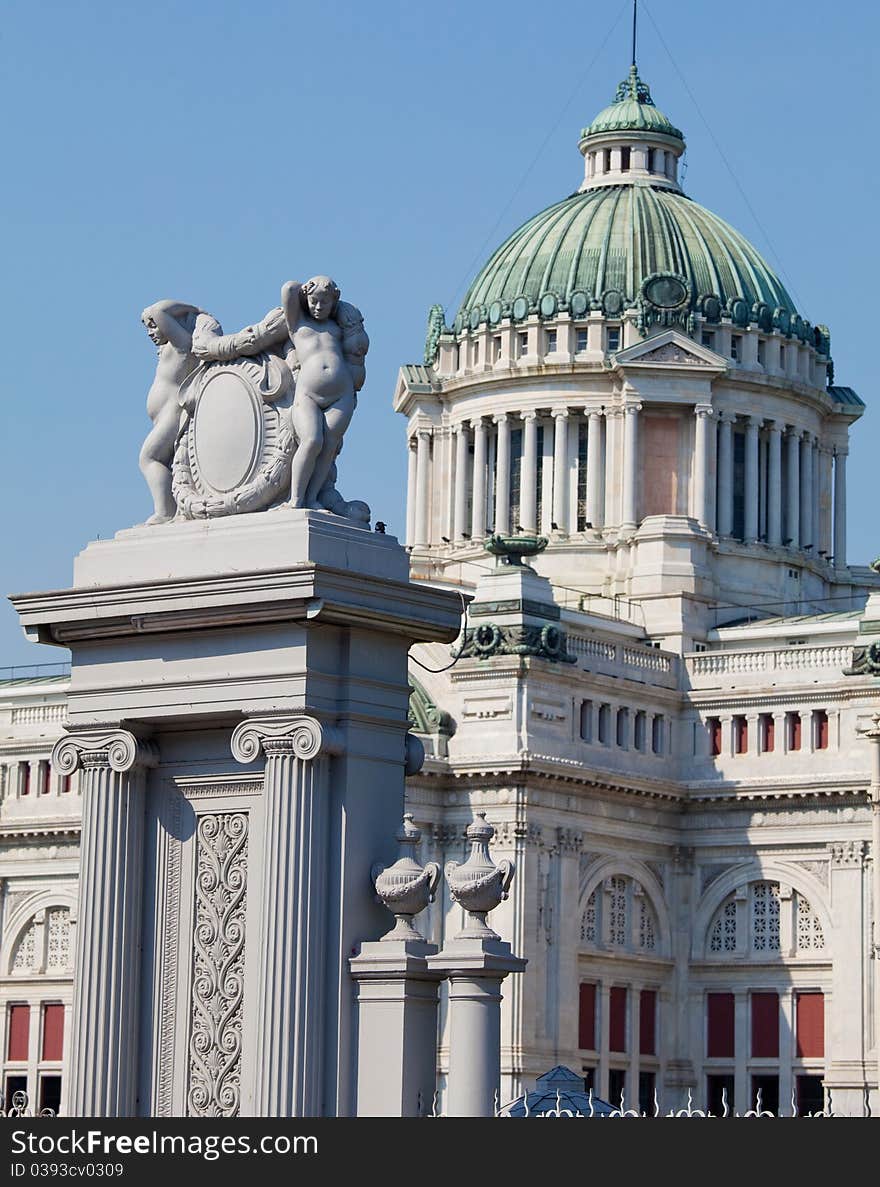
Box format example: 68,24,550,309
614,63,655,107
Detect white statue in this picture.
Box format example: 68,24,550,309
191,277,369,511
139,300,221,524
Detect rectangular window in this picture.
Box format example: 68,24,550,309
579,700,593,743
60,773,71,794
731,335,742,361
616,708,629,749
39,1074,62,1115
796,992,824,1058
7,1005,29,1061
508,428,522,534
607,327,620,353
39,762,50,795
751,992,779,1057
518,331,528,358
786,711,801,751
598,704,611,745
576,328,588,352
634,711,646,752
733,715,748,755
707,717,722,757
651,715,664,755
639,989,656,1055
759,713,775,753
578,983,597,1050
732,429,745,540
638,1071,656,1116
780,345,786,369
620,146,631,172
757,339,765,366
706,1073,735,1117
42,1004,64,1061
813,709,829,750
493,336,502,362
608,1067,626,1105
707,992,735,1057
472,338,480,366
796,1074,824,1115
582,1066,596,1093
702,330,715,350
546,329,557,353
751,1074,779,1114
20,762,30,796
609,987,627,1052
4,1075,27,1113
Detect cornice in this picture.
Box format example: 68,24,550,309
0,823,80,840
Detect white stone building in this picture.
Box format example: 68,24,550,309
1,63,879,1117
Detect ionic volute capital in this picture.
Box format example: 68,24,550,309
52,728,158,775
230,714,343,764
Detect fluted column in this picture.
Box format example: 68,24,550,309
692,404,712,528
52,728,157,1116
834,447,848,569
744,416,759,543
716,412,734,537
551,409,569,534
767,420,783,547
519,411,538,533
232,715,342,1116
586,410,603,530
414,429,431,547
819,444,834,557
621,401,641,530
471,418,487,540
493,414,511,534
800,432,814,550
811,441,820,560
785,428,800,548
405,438,417,547
453,424,470,540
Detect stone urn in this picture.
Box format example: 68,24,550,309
445,813,515,938
371,815,440,941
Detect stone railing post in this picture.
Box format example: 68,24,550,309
52,728,157,1116
231,714,342,1116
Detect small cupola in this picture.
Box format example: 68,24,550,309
578,65,686,193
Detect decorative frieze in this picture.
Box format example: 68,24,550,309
187,812,249,1118
456,622,576,664
555,827,584,855
829,840,867,868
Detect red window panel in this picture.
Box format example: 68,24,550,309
760,714,775,753
60,774,71,794
707,992,735,1058
20,763,30,796
751,992,779,1057
7,1005,29,1061
709,718,722,756
787,712,801,751
609,987,627,1053
734,716,748,754
42,1004,64,1061
40,763,50,795
814,710,829,750
639,989,656,1055
796,992,824,1058
578,983,596,1050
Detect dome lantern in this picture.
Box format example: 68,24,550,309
578,65,686,193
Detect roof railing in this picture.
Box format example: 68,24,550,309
0,662,72,682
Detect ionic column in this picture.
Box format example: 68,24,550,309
493,414,511,534
406,437,417,547
811,441,820,560
414,429,431,547
586,410,603,529
716,412,734,536
692,404,713,528
52,728,157,1116
785,428,800,548
744,416,759,542
833,447,848,570
552,409,569,534
471,418,488,540
621,401,641,530
453,424,470,541
519,411,538,533
232,715,342,1116
800,432,814,550
819,444,834,557
767,420,783,547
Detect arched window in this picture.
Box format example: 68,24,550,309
705,881,825,958
8,908,73,977
580,875,661,954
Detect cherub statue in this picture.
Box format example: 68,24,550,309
140,300,220,523
191,277,368,510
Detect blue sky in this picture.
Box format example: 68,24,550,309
1,0,877,665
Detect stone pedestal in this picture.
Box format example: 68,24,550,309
427,938,526,1116
349,939,442,1116
13,510,461,1117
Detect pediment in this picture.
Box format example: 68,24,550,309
614,330,726,370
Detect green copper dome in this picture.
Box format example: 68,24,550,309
581,66,683,142
457,182,802,334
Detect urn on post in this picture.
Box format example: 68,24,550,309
445,812,515,938
371,814,441,941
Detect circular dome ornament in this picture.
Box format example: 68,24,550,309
642,273,688,310
756,303,773,333
731,298,749,327
453,312,465,335
468,307,483,331
602,290,624,316
511,295,530,322
488,300,503,326
539,292,558,319
774,307,791,335
569,290,590,318
701,295,722,323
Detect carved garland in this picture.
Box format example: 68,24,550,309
187,812,249,1118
